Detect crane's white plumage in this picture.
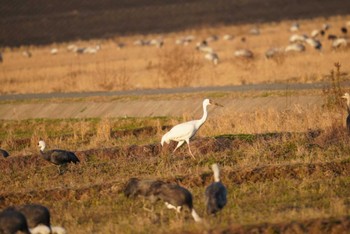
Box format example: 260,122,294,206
161,99,222,158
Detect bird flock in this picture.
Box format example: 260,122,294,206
1,19,349,66
1,98,226,232
124,163,226,222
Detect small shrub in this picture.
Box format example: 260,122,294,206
322,62,346,112
157,47,202,87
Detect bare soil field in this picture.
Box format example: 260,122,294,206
1,0,350,46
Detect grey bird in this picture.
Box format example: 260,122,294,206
18,204,51,231
205,163,227,215
38,140,80,174
0,208,30,234
153,182,202,222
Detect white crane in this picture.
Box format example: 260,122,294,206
161,99,223,158
204,52,219,65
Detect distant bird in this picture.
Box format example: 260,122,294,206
322,23,330,31
341,27,348,34
289,34,307,43
342,93,350,134
161,99,223,158
22,51,32,58
305,38,322,50
196,40,213,53
234,49,254,58
205,164,227,215
285,43,305,52
327,34,337,40
0,209,30,234
149,39,164,48
290,22,300,32
67,44,77,51
116,42,126,49
38,140,80,174
311,29,320,38
83,45,101,54
222,34,233,40
265,48,283,59
249,27,260,35
0,52,3,63
175,35,195,45
0,149,9,158
332,38,348,49
153,182,202,222
204,52,219,65
50,48,58,55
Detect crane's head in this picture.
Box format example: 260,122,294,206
161,133,170,146
204,99,224,107
38,140,46,151
342,93,350,100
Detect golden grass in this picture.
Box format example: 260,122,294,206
1,15,350,94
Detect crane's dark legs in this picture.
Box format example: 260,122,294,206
58,164,68,175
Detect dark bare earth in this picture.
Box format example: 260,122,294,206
1,0,350,46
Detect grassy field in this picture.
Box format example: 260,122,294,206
1,85,350,233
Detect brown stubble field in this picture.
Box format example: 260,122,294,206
1,15,350,94
1,14,350,233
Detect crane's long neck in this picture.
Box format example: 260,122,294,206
346,98,350,113
196,103,209,128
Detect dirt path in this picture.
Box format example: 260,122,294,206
0,95,322,120
0,82,334,119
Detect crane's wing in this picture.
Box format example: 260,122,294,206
50,150,79,164
166,121,197,142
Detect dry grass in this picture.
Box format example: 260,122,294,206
0,97,350,233
1,15,350,94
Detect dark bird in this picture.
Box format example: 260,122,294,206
153,182,202,222
17,204,66,234
124,178,164,202
17,204,51,232
38,140,80,174
342,93,350,134
341,27,348,34
0,208,30,234
0,149,9,158
327,34,337,40
205,163,227,215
